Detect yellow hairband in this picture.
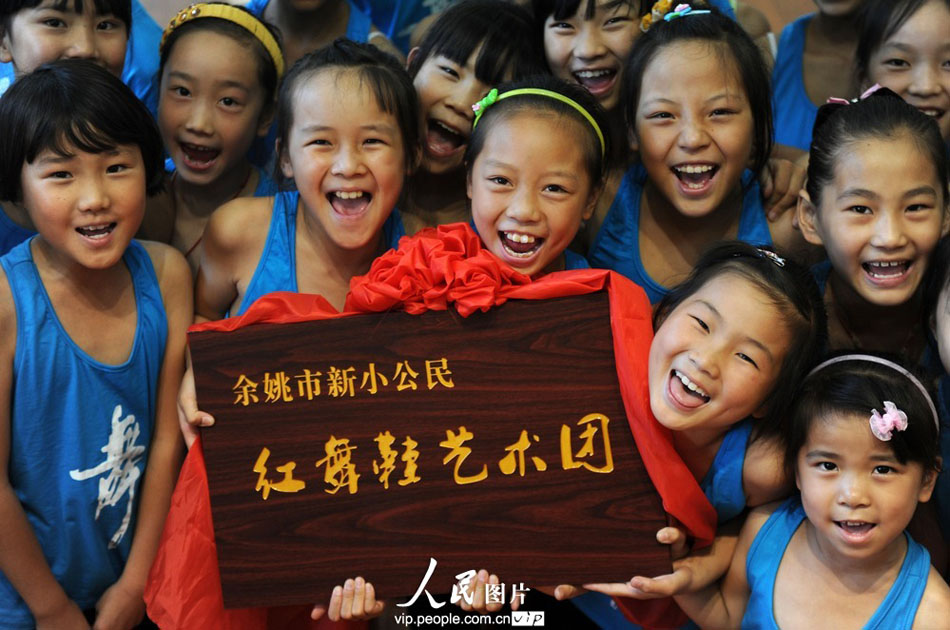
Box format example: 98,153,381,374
161,3,285,78
471,88,606,159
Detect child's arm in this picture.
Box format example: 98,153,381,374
93,244,191,629
194,196,269,322
912,565,950,627
673,504,774,629
0,270,88,629
743,434,793,508
311,577,386,621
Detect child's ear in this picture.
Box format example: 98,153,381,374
628,127,639,153
918,458,940,503
256,102,276,138
941,206,950,237
583,181,603,222
406,47,420,72
466,168,473,200
0,28,13,64
796,189,824,246
276,139,294,180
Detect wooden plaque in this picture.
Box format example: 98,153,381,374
190,291,669,609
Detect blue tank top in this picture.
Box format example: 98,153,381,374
772,14,818,152
700,418,752,523
163,159,278,197
743,496,930,629
238,191,405,315
0,206,36,257
588,164,771,304
0,239,167,625
563,249,589,270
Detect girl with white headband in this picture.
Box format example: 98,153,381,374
676,354,950,628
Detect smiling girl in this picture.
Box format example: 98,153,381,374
798,89,949,363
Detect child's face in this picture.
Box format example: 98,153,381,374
158,30,270,187
866,0,950,142
280,69,406,251
800,133,947,307
468,111,596,278
796,413,935,563
20,143,146,269
648,273,791,435
411,48,491,175
634,40,754,219
0,0,126,77
543,0,639,111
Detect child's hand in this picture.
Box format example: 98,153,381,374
310,577,385,622
34,598,89,630
760,157,806,222
586,526,693,599
457,569,504,613
92,578,145,629
516,585,586,609
177,360,214,449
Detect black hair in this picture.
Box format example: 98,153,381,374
0,59,164,200
159,3,283,108
621,2,773,176
806,89,949,207
654,241,828,441
464,74,613,187
0,0,130,34
532,0,645,30
408,0,547,86
275,39,420,181
855,0,950,87
785,354,940,479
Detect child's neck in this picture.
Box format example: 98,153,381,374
266,0,349,67
31,235,130,295
173,161,254,219
671,425,728,482
826,272,925,359
803,517,907,581
296,199,387,311
639,180,744,285
810,11,861,45
404,168,470,234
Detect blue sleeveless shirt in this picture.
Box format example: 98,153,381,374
701,419,752,523
237,191,405,316
772,14,818,152
743,496,930,629
0,239,167,626
0,207,36,257
588,164,771,304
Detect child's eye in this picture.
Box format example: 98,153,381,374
711,108,736,117
817,461,837,472
906,203,933,213
96,18,120,31
604,16,630,26
543,184,568,194
882,58,910,69
307,138,331,147
689,315,709,332
848,205,872,215
48,171,72,179
364,138,386,146
873,465,896,475
646,111,673,120
736,352,758,368
439,66,459,79
106,164,128,174
488,176,510,186
220,96,240,107
549,21,573,31
172,86,190,97
41,17,67,27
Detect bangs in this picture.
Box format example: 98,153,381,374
546,0,638,22
29,117,121,164
415,0,544,85
44,0,131,23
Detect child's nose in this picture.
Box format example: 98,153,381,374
331,144,365,177
836,473,870,508
447,79,484,123
869,212,908,249
77,176,110,212
64,26,98,60
677,117,710,150
574,25,607,61
504,189,541,223
908,63,941,97
185,100,215,136
687,343,721,380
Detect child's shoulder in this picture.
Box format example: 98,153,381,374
204,195,276,252
914,564,950,628
0,264,14,364
138,240,192,301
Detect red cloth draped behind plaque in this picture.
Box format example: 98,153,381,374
144,224,716,629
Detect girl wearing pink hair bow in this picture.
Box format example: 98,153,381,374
675,354,950,628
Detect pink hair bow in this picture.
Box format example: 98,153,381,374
869,401,908,441
826,83,883,106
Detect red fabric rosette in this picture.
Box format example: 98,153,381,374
145,223,715,629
